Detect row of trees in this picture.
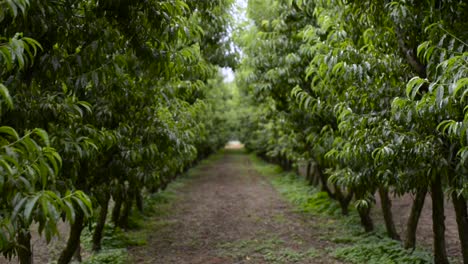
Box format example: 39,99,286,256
236,0,467,263
0,0,235,263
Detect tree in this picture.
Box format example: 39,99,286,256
237,0,468,263
1,0,236,263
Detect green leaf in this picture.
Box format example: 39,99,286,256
0,84,14,110
435,85,444,108
0,126,20,140
33,128,50,146
12,197,27,220
5,0,18,17
454,78,468,97
63,199,75,223
71,191,92,217
296,0,303,9
0,46,13,70
406,77,428,100
417,41,430,58
10,37,25,69
0,159,14,175
77,101,92,114
23,195,41,223
437,120,455,134
22,37,42,56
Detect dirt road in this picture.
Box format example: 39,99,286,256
129,149,343,264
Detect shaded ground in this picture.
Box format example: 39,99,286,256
130,149,344,264
297,162,462,262
0,222,69,264
373,193,461,261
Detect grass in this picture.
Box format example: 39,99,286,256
248,153,435,264
217,236,319,263
81,249,128,264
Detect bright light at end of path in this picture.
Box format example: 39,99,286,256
225,140,244,149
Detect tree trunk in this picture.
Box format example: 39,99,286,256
379,187,400,240
451,192,468,264
118,191,134,229
73,244,82,262
311,163,320,186
395,26,427,78
313,171,320,186
160,177,169,191
316,163,335,199
356,190,374,232
335,185,353,216
282,158,287,170
404,187,427,249
57,211,85,264
92,192,110,252
357,202,374,232
338,199,349,215
17,230,32,264
135,191,144,213
306,162,312,185
431,174,449,264
111,192,122,225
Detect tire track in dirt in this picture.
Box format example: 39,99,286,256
129,150,344,264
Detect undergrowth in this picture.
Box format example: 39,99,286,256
249,154,434,264
217,237,318,263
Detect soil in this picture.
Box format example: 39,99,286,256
129,148,344,264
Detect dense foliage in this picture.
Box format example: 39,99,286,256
0,0,235,263
236,0,468,263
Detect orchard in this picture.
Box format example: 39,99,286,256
0,0,467,264
237,0,467,263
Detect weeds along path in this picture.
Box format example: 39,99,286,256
129,149,344,264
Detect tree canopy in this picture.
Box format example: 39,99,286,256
1,0,236,263
236,0,468,263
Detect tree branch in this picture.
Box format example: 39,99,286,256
395,26,427,78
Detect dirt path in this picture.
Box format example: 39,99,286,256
130,150,343,264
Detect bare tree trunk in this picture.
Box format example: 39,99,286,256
73,244,82,262
92,191,110,251
17,230,32,264
160,177,169,191
118,189,134,229
311,163,320,186
395,26,427,78
111,192,123,225
451,192,468,264
316,163,335,199
358,204,374,232
431,174,449,264
306,162,312,185
404,187,427,249
379,187,400,240
135,191,144,213
335,185,353,216
58,211,85,264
